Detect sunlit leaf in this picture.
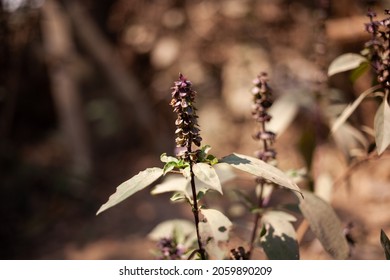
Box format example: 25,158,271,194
212,163,236,184
380,229,390,260
260,211,299,260
152,164,235,198
96,167,163,215
148,219,195,241
160,153,179,163
374,92,390,155
328,53,368,77
199,209,232,259
193,163,222,194
220,153,302,197
299,191,349,259
170,192,188,203
151,175,188,196
331,85,382,134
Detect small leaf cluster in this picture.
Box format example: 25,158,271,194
161,145,218,175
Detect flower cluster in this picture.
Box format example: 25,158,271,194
364,10,390,90
251,72,276,162
230,246,250,260
170,74,202,160
156,237,186,260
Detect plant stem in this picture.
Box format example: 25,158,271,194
186,134,206,260
248,107,269,258
248,180,264,259
189,159,206,260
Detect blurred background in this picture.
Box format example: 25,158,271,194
1,0,390,259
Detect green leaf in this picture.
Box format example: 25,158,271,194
193,163,222,194
198,145,218,165
220,153,302,197
331,85,382,134
298,191,350,259
205,154,218,165
160,153,189,174
260,211,299,260
196,189,206,201
199,208,233,259
170,192,188,203
96,167,163,215
350,61,370,82
160,153,179,163
163,161,176,175
380,229,390,260
201,145,212,154
328,53,368,77
374,92,390,155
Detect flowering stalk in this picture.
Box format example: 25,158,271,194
170,73,206,259
248,72,276,258
156,237,186,260
364,10,390,95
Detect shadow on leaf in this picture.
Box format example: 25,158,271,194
260,226,299,260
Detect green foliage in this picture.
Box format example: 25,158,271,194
197,145,219,165
327,53,368,77
349,61,370,82
160,153,189,175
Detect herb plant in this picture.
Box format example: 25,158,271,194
327,9,390,260
96,73,301,259
96,8,390,260
328,9,390,156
